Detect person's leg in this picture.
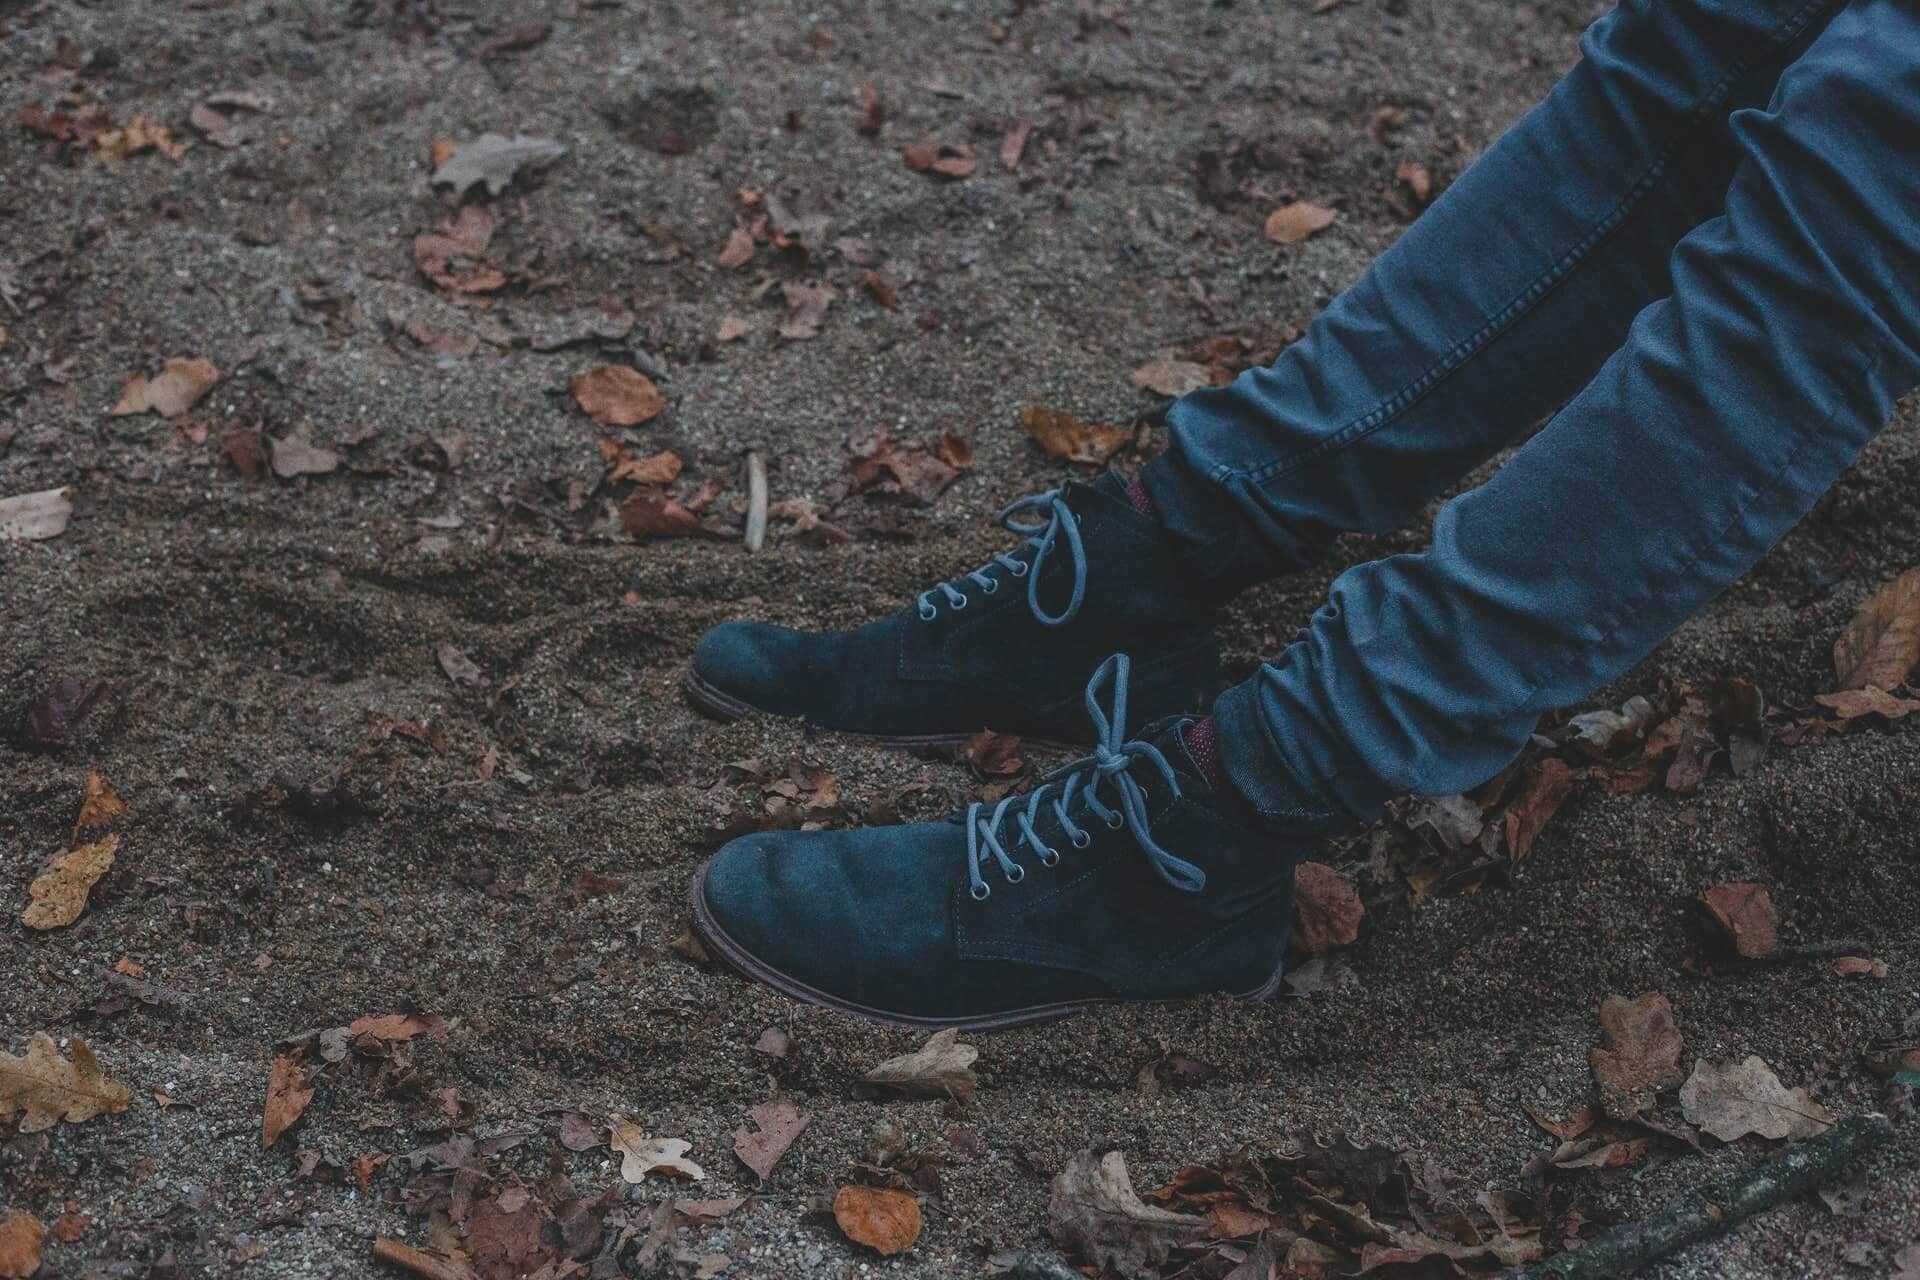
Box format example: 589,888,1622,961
1216,0,1920,828
1146,0,1846,588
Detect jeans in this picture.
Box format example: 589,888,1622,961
1140,0,1920,829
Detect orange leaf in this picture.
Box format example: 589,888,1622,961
1020,405,1131,465
833,1186,922,1255
570,366,665,427
0,1212,43,1280
1700,882,1778,959
261,1053,313,1149
1833,568,1920,691
1263,201,1336,244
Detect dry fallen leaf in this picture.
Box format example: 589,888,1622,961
346,1013,445,1042
431,133,567,197
1131,359,1213,398
832,1186,922,1256
261,1052,314,1149
606,446,683,486
609,1116,706,1181
72,770,127,841
93,115,188,161
716,314,751,342
1503,757,1575,860
414,204,505,294
1049,1150,1207,1280
571,366,665,427
1831,956,1889,979
1020,405,1132,465
732,1099,811,1180
1814,686,1920,722
863,1028,978,1103
901,140,977,178
0,1212,42,1280
1396,160,1433,206
22,837,117,931
110,356,220,417
270,434,340,479
1833,568,1920,691
0,1034,131,1132
0,488,74,542
435,641,489,688
620,489,705,538
1700,881,1778,959
778,281,838,341
1263,201,1337,244
1678,1055,1835,1141
1590,992,1684,1120
1292,862,1363,955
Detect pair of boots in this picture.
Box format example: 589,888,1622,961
685,475,1314,1029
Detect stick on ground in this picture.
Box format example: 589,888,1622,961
1512,1112,1893,1279
744,449,768,553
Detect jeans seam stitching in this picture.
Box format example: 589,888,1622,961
1234,0,1838,490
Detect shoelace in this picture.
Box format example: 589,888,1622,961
916,489,1088,629
962,653,1208,900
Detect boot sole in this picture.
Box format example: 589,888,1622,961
688,859,1289,1032
680,666,1086,754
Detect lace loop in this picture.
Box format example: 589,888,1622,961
961,654,1207,900
914,489,1087,628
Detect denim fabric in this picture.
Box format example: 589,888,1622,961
1144,0,1920,827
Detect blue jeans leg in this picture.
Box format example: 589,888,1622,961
1211,0,1920,827
1143,0,1843,590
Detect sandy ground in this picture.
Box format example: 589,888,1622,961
3,0,1916,1277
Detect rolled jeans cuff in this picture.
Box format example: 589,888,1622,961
1212,674,1390,836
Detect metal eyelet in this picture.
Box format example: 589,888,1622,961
970,882,991,901
980,577,999,595
951,594,969,610
1104,811,1124,831
1009,561,1029,578
1005,864,1026,884
1039,847,1060,868
918,603,937,621
1071,829,1092,849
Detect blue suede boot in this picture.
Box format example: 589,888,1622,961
689,654,1305,1029
684,475,1220,748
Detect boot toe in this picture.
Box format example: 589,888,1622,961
690,621,794,714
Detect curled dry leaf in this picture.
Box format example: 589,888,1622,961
732,1099,811,1180
73,769,126,841
347,1012,446,1042
262,1052,314,1149
0,1212,43,1280
1503,757,1575,860
716,314,751,342
1700,881,1778,960
435,641,488,688
1814,685,1920,722
270,434,340,479
1263,201,1337,244
777,281,837,341
110,356,220,417
370,1237,478,1280
609,1116,706,1181
571,366,665,427
1678,1055,1835,1142
1049,1150,1207,1280
1292,862,1363,955
901,140,976,178
22,837,117,931
832,1186,922,1256
431,133,567,197
1020,405,1132,465
863,1027,978,1103
1833,568,1920,691
621,489,705,538
0,488,74,542
604,444,682,486
1589,992,1684,1120
1396,160,1433,205
1831,956,1889,979
1131,359,1214,398
414,204,505,294
0,1034,131,1132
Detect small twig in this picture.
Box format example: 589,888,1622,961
1775,939,1876,962
743,449,768,553
1511,1112,1892,1280
371,1236,477,1280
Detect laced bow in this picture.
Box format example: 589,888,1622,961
962,654,1208,901
917,489,1088,628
